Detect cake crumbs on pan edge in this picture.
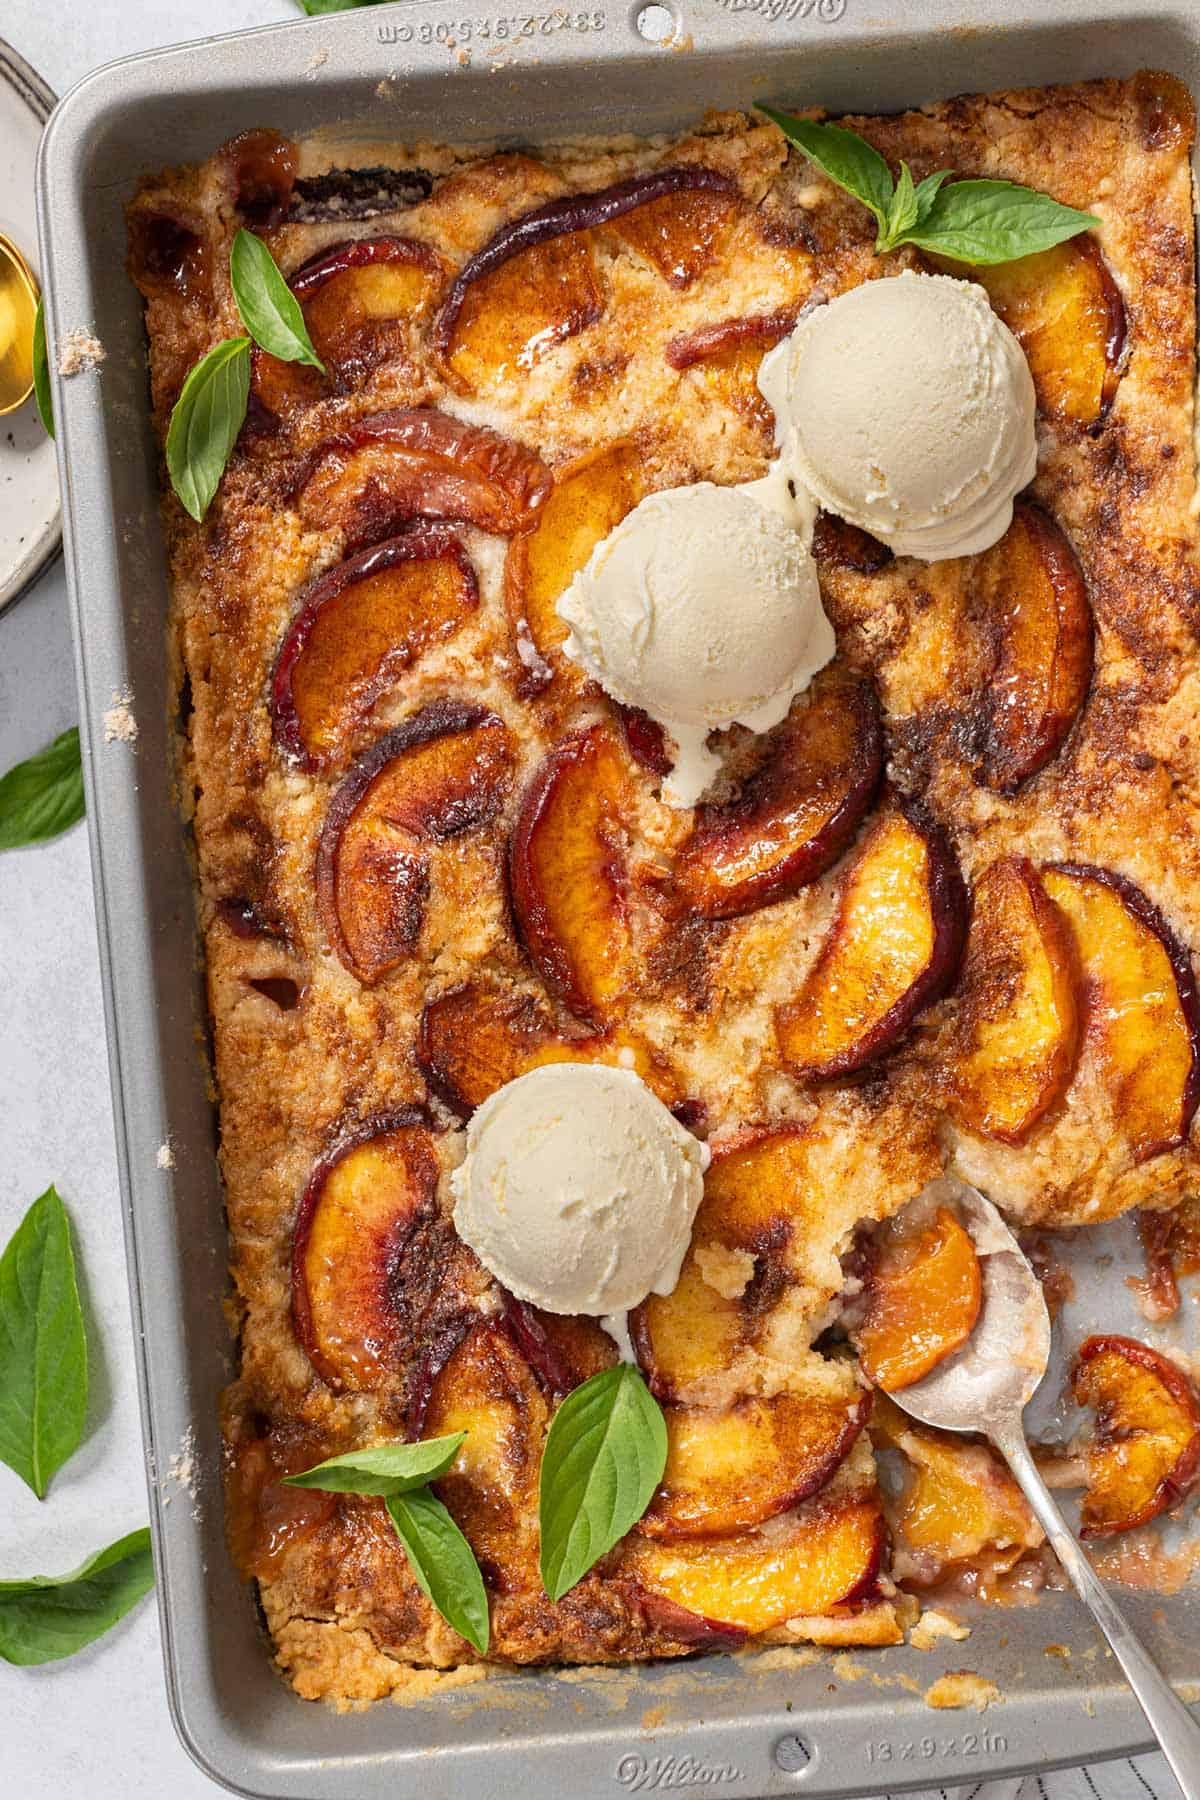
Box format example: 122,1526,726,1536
57,328,106,375
910,1610,972,1651
924,1672,1003,1712
103,688,138,744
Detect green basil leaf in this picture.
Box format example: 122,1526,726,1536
295,0,382,14
538,1364,667,1602
32,297,53,439
285,1433,467,1495
756,107,894,228
0,1527,154,1665
912,169,953,230
385,1488,489,1654
906,180,1099,265
165,336,251,523
880,164,953,252
229,230,324,372
0,728,84,852
878,160,919,251
0,1186,87,1499
758,105,1096,268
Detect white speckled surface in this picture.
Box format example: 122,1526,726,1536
0,440,224,1800
0,10,284,1794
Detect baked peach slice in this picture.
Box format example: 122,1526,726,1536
670,669,882,919
441,231,602,392
317,702,513,984
291,1108,442,1390
641,1392,870,1539
297,407,552,549
775,800,967,1082
1073,1335,1200,1537
253,236,446,416
219,127,298,224
855,1209,981,1393
665,305,798,372
633,1258,745,1405
1137,1197,1200,1323
975,501,1093,794
1136,1210,1183,1322
947,856,1079,1144
271,527,477,768
632,1125,810,1400
434,167,738,358
966,238,1126,428
499,1294,617,1398
633,1595,749,1651
417,979,677,1118
418,980,550,1114
127,205,210,303
665,306,798,434
508,724,635,1025
421,1319,547,1589
619,708,673,779
224,1426,339,1581
626,1494,885,1637
504,440,646,696
871,1393,1041,1569
1040,864,1200,1160
610,184,740,288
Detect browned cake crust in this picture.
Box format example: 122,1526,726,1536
129,72,1199,1702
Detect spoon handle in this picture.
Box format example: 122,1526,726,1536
995,1422,1200,1800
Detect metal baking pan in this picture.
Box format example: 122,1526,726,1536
35,2,1200,1794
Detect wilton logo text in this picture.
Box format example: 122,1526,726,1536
709,0,845,22
615,1753,745,1792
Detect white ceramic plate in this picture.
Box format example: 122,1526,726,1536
0,39,59,614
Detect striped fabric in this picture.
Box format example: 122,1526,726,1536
878,1757,1177,1800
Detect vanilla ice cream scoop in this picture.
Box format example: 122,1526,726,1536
759,270,1037,561
557,482,833,807
451,1063,708,1322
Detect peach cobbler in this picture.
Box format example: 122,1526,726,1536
128,69,1200,1703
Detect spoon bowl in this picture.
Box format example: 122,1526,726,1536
0,230,38,416
888,1177,1049,1434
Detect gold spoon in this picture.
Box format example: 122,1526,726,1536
0,230,39,416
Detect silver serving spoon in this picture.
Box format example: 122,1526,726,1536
888,1177,1200,1799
